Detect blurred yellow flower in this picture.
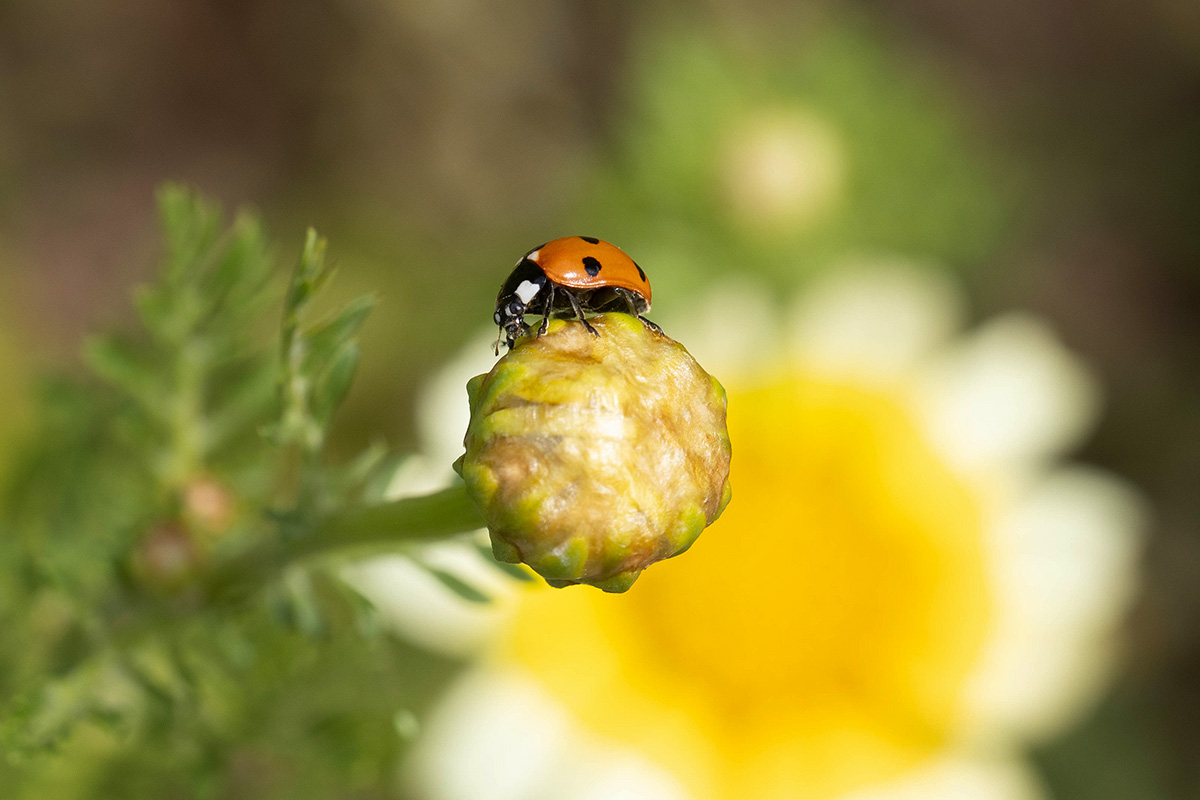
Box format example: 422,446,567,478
395,263,1144,800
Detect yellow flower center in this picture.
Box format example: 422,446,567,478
506,376,990,799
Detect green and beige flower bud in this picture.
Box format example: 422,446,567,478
456,314,732,592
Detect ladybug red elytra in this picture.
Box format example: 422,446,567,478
494,236,661,350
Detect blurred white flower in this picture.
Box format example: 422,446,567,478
720,109,846,235
406,670,691,800
397,262,1145,800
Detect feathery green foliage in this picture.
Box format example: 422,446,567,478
0,186,495,798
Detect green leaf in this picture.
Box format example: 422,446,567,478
274,228,362,455
340,582,382,639
312,342,359,424
202,214,272,307
304,296,375,367
283,229,335,322
84,335,160,406
335,441,390,500
204,362,277,451
279,568,326,638
157,184,221,285
424,567,492,604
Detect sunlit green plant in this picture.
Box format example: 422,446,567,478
0,187,496,797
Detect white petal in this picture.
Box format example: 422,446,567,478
404,670,575,800
344,539,513,658
547,743,694,800
384,454,460,500
658,278,782,382
916,315,1100,477
962,467,1147,743
414,328,502,486
407,671,692,800
837,753,1046,800
788,261,965,383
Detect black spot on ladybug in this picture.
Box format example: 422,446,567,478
634,262,646,282
583,256,602,277
579,236,600,244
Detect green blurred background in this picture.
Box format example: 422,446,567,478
0,0,1197,797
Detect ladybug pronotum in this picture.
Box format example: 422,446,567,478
494,236,661,350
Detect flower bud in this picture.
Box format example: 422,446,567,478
182,475,237,537
456,314,732,592
131,522,202,591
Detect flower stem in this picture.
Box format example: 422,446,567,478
305,483,484,557
205,483,484,604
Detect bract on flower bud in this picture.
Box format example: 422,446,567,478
455,314,732,592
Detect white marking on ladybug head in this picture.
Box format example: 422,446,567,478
527,249,541,262
515,280,541,304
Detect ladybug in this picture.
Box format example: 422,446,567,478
494,236,661,350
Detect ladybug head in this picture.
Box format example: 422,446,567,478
494,295,528,349
495,258,548,350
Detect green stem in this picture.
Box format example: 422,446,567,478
38,486,483,706
304,484,484,556
205,484,485,604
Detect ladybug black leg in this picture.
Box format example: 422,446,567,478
620,289,663,335
565,290,599,337
538,283,555,337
